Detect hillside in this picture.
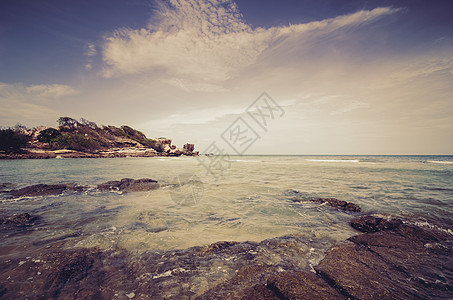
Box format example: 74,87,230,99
0,117,198,159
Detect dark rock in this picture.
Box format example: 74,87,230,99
198,241,239,255
0,183,14,192
267,271,345,300
10,184,69,197
240,284,279,300
97,178,159,192
311,198,361,212
350,215,402,233
315,223,453,299
0,213,38,225
285,191,361,212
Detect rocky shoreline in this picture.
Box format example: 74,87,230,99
0,181,452,299
0,146,198,160
0,117,199,159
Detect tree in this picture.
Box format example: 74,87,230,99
79,118,98,129
37,128,61,143
0,129,29,153
13,123,27,131
57,117,79,130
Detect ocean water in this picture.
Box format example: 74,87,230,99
1,155,453,258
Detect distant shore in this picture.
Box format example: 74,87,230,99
0,147,198,160
0,117,198,159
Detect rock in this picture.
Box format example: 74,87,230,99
0,213,38,225
97,178,159,192
10,184,69,197
183,143,195,152
285,191,361,212
266,271,345,300
0,183,14,191
311,198,361,212
350,215,402,233
240,284,279,300
315,222,453,299
198,241,240,255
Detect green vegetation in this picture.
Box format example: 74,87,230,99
37,128,61,144
0,128,29,153
1,117,168,154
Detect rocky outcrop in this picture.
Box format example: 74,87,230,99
3,178,160,198
97,178,159,192
287,191,361,212
1,117,199,159
350,214,402,232
315,215,453,299
10,184,77,197
311,198,361,212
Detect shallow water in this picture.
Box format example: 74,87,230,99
1,155,452,258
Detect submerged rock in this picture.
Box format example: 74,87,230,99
6,178,160,198
10,184,70,197
287,191,361,212
311,198,361,212
97,178,159,192
0,213,38,225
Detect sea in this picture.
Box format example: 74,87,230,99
1,155,452,258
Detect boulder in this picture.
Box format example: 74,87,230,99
97,178,159,192
350,215,402,233
10,184,69,197
311,198,361,212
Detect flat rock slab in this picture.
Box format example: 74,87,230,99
4,178,160,198
286,190,361,212
96,178,159,192
316,218,453,299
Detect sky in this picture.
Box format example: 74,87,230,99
1,0,452,155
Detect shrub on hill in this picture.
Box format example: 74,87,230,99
0,128,29,153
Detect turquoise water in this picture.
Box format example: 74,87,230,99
1,155,452,258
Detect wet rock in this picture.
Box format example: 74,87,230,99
10,184,71,197
0,183,14,192
198,241,239,255
311,198,361,212
285,191,361,212
350,215,402,233
315,223,453,299
0,213,38,225
267,271,345,300
97,178,159,192
240,284,279,300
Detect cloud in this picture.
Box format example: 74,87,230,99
84,42,97,56
101,0,399,90
25,84,79,99
0,82,79,126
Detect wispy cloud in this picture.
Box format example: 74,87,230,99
100,0,399,90
0,82,79,126
84,42,97,56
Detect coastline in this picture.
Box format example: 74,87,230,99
0,147,199,160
